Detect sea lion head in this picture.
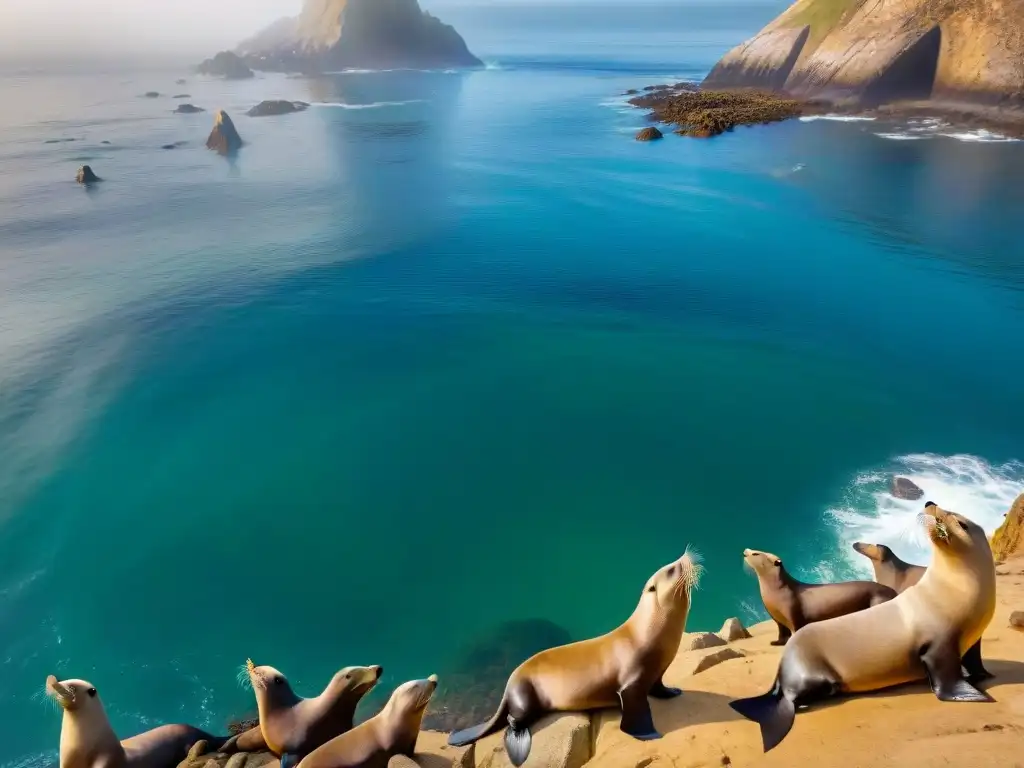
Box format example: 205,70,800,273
742,548,783,577
327,665,383,699
245,660,300,709
641,547,703,614
921,502,992,563
46,676,104,716
381,675,438,732
851,542,894,563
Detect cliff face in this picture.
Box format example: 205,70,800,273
992,493,1024,562
704,0,1024,108
234,0,481,72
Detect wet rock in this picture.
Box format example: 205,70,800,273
161,141,188,149
422,618,572,732
76,165,101,183
1010,610,1024,630
173,94,192,99
681,632,728,651
174,104,205,114
625,89,639,95
629,87,806,138
692,647,745,675
635,126,663,141
718,617,752,641
206,110,243,155
45,138,77,144
144,91,161,98
890,476,925,500
100,140,111,145
198,51,255,79
246,100,309,117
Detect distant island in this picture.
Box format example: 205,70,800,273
199,0,481,76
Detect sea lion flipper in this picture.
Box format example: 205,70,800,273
618,683,661,740
728,687,795,753
503,716,532,768
922,639,993,702
961,639,994,683
648,680,683,699
769,623,791,646
279,754,299,768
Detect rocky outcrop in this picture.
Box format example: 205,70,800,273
198,51,255,80
174,104,205,114
629,85,807,138
206,110,243,155
891,476,925,500
691,647,745,675
992,493,1024,562
635,126,663,141
76,165,100,184
246,100,309,117
473,713,590,768
703,0,1024,110
718,617,752,641
230,0,481,73
1011,610,1024,630
681,631,728,651
144,92,160,98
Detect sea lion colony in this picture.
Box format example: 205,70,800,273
46,502,996,767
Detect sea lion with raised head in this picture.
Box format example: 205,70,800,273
286,675,438,768
47,676,228,768
224,662,383,761
730,502,998,752
446,549,703,767
743,548,897,645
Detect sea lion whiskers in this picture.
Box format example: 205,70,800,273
677,546,704,594
45,675,75,707
918,511,949,542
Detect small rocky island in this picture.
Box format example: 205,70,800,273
206,110,243,155
174,104,205,114
76,165,101,184
246,100,309,117
197,51,255,80
206,0,481,75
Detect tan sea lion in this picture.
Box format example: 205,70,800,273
447,549,703,767
743,548,897,645
286,675,438,768
730,502,998,752
46,676,228,768
224,662,383,760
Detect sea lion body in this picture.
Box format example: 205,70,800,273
293,676,438,768
447,550,703,767
731,503,997,752
852,542,926,593
47,677,227,768
226,663,383,759
743,548,897,645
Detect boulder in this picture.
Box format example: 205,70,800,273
246,100,309,117
718,617,752,642
161,142,188,150
680,632,728,651
890,477,924,500
174,741,276,768
206,110,244,155
691,647,745,675
174,104,205,114
992,493,1024,562
635,126,663,141
1011,611,1024,630
474,712,590,768
76,165,101,183
198,51,255,80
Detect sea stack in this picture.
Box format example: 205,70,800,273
226,0,481,73
702,0,1024,110
206,110,243,155
635,126,663,141
197,51,255,79
76,165,100,184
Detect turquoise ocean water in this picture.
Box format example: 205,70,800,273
1,1,1024,763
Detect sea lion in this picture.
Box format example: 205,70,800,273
730,502,998,752
851,542,926,593
46,675,228,768
224,662,383,761
286,675,438,768
743,548,897,645
447,549,703,767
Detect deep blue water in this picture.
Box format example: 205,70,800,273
1,2,1023,764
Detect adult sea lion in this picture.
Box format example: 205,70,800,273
224,662,383,760
46,676,228,768
730,502,997,752
447,549,703,767
743,548,897,645
286,675,438,768
851,541,926,593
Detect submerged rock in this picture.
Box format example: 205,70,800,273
246,100,309,117
635,126,663,141
144,91,161,98
174,104,205,114
890,476,924,500
198,51,255,80
206,110,243,155
161,141,188,149
76,165,101,183
173,93,192,99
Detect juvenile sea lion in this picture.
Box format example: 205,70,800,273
225,662,383,761
287,675,438,768
851,542,926,593
730,502,998,752
743,548,897,645
46,676,228,768
447,549,703,767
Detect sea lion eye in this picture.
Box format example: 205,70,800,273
274,676,284,685
646,585,656,593
87,688,96,698
344,673,351,680
666,565,676,575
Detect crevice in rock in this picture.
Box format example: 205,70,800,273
861,25,942,107
774,25,811,90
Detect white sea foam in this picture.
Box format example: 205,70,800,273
874,132,926,140
825,453,1024,577
310,100,425,110
875,125,1018,143
940,129,1020,143
799,114,876,122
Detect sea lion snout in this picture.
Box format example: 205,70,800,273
743,548,753,557
372,665,383,680
427,674,438,686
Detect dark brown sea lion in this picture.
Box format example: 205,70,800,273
730,502,998,752
47,676,228,768
743,548,897,645
446,550,703,767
